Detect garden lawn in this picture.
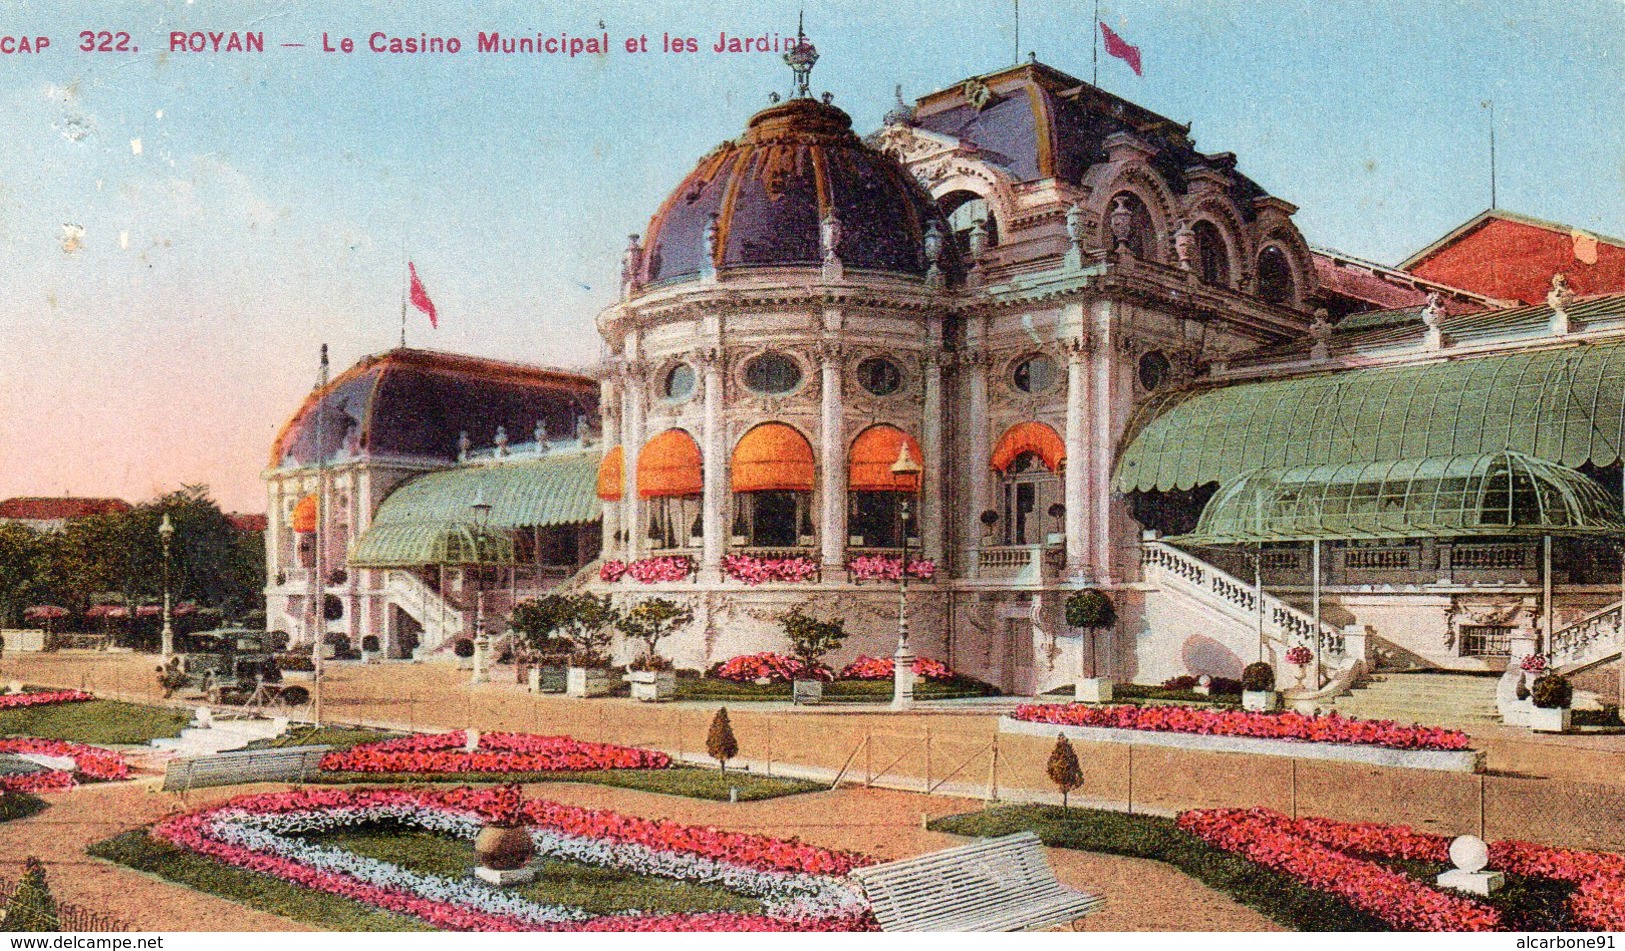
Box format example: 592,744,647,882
0,792,47,823
312,767,826,802
319,827,762,917
88,829,431,932
0,698,190,745
1038,684,1240,707
676,677,997,703
246,725,406,751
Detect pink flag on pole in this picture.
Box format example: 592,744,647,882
1100,21,1143,76
408,262,438,328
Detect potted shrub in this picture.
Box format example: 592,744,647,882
1241,661,1279,711
781,605,846,705
453,637,476,670
277,651,316,682
321,632,348,661
618,597,691,702
1529,672,1573,733
360,635,382,664
472,784,536,885
1065,589,1116,703
1285,644,1314,687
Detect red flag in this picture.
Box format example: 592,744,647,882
1100,21,1142,76
408,261,438,328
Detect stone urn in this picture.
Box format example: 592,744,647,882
474,824,535,872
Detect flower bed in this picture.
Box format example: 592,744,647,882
721,554,819,585
319,732,671,775
1012,703,1473,752
846,555,936,582
0,689,96,711
600,557,693,584
150,786,874,931
711,653,831,684
838,655,956,682
1180,807,1625,932
0,737,130,792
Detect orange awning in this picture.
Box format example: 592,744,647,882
291,494,318,533
731,423,815,492
596,446,625,501
637,429,703,499
992,421,1066,473
849,425,923,492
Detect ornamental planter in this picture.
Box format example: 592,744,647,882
361,650,383,665
1529,706,1572,733
1243,690,1280,712
792,678,823,705
457,655,475,671
626,669,676,702
529,664,567,694
281,670,314,683
1074,677,1114,703
473,823,537,885
566,666,614,698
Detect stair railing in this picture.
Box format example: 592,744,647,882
1549,601,1622,671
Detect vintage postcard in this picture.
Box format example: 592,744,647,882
1,0,1623,940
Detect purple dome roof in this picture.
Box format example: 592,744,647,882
639,98,955,286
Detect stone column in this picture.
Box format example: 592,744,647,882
598,378,622,559
622,362,646,562
964,350,993,562
1091,302,1117,583
1063,336,1091,578
921,351,945,566
818,342,846,576
699,348,726,581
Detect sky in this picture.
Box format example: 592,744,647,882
0,0,1620,514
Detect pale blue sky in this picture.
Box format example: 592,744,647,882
0,0,1619,510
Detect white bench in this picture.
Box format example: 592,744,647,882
849,831,1104,932
161,745,331,792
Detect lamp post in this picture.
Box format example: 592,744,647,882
470,488,494,685
158,513,176,659
890,442,923,711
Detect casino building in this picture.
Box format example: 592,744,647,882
266,50,1625,713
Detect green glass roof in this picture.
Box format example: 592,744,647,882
1117,340,1625,493
349,449,600,567
1170,452,1625,544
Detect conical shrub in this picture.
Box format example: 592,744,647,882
706,707,739,770
5,857,59,932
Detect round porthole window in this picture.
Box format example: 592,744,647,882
1012,353,1058,394
1138,350,1172,391
857,357,902,396
743,352,802,395
663,363,696,401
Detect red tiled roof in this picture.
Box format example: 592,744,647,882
0,497,132,520
1311,250,1493,315
226,513,268,532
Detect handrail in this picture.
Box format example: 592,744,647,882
1141,540,1344,656
1549,600,1622,669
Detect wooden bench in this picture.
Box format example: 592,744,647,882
849,831,1104,932
161,745,331,793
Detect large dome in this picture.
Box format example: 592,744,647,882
637,96,955,286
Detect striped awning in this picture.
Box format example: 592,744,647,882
732,423,815,492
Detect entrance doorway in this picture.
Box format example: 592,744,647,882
1001,618,1035,696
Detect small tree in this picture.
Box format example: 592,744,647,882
781,606,848,679
706,707,739,771
514,594,620,667
617,598,693,670
1065,589,1116,678
1046,735,1084,810
5,856,59,932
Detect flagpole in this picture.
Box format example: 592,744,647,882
1093,0,1100,85
1013,0,1019,67
399,241,408,349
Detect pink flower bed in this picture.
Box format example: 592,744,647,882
0,737,130,792
627,556,693,583
1012,703,1474,752
846,555,936,582
1182,808,1625,932
598,560,628,582
721,554,819,585
151,786,875,931
319,731,671,775
0,689,95,711
839,655,956,682
712,653,831,684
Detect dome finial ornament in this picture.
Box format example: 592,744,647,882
783,12,818,99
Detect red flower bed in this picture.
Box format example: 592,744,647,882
1178,808,1501,931
319,731,671,775
0,737,130,792
0,689,95,711
711,652,831,684
838,655,956,682
721,554,819,585
1012,703,1473,752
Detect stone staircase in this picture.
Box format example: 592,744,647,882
149,713,289,757
1325,671,1502,726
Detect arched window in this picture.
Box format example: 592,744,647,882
1192,220,1231,287
990,423,1066,546
1257,245,1296,305
847,425,923,549
1109,192,1158,261
731,423,816,549
940,190,999,257
637,429,703,550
